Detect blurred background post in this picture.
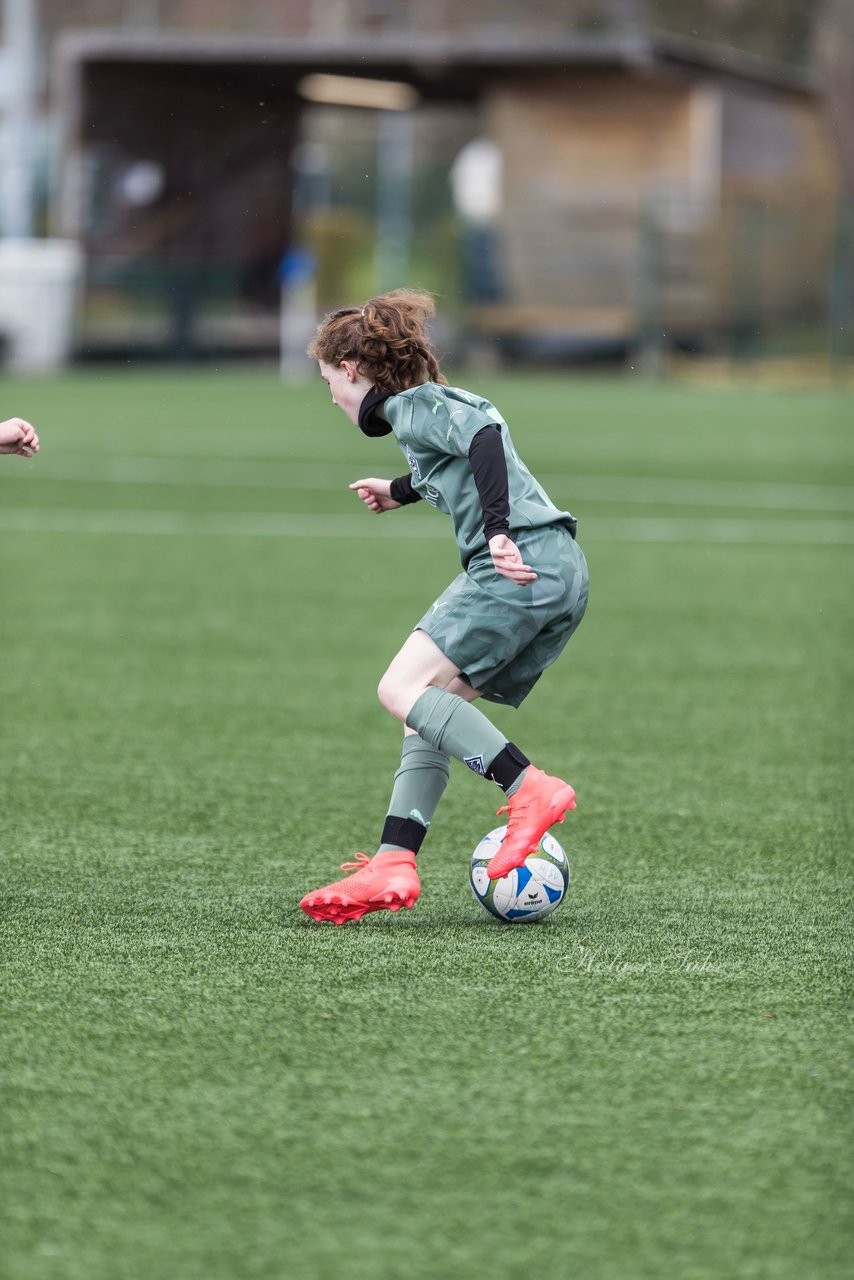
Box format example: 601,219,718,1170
0,0,82,372
1,0,38,240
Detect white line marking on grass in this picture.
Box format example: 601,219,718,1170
1,456,356,491
0,508,444,539
595,518,854,544
541,474,854,513
3,457,854,512
0,508,852,544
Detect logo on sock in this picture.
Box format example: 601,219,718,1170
464,754,487,775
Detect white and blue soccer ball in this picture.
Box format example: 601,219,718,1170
470,825,570,923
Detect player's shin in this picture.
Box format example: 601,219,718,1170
378,734,451,854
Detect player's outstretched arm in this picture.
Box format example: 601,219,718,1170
349,477,402,514
0,418,39,457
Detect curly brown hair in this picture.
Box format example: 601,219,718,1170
307,288,447,393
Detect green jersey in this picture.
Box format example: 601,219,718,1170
383,382,577,564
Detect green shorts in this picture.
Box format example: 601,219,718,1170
416,525,589,708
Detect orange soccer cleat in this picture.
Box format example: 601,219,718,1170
300,849,421,924
485,766,576,880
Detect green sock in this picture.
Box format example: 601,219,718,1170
406,687,508,779
378,734,451,855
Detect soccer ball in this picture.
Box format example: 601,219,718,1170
469,825,570,923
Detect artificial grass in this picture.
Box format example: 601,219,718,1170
0,371,851,1280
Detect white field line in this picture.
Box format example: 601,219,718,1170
0,507,852,544
549,474,854,513
2,455,854,512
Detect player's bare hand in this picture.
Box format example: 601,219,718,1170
349,477,401,514
0,418,39,457
488,534,538,585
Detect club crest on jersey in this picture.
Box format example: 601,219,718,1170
464,754,487,775
406,448,421,480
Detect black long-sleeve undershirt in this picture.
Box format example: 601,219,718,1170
390,424,510,541
389,473,422,506
468,423,510,540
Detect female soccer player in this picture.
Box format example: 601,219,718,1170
0,417,39,457
300,290,588,924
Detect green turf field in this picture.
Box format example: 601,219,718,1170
1,370,851,1280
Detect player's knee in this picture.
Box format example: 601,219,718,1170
378,670,423,724
377,670,404,720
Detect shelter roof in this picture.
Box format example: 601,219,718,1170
57,29,816,101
